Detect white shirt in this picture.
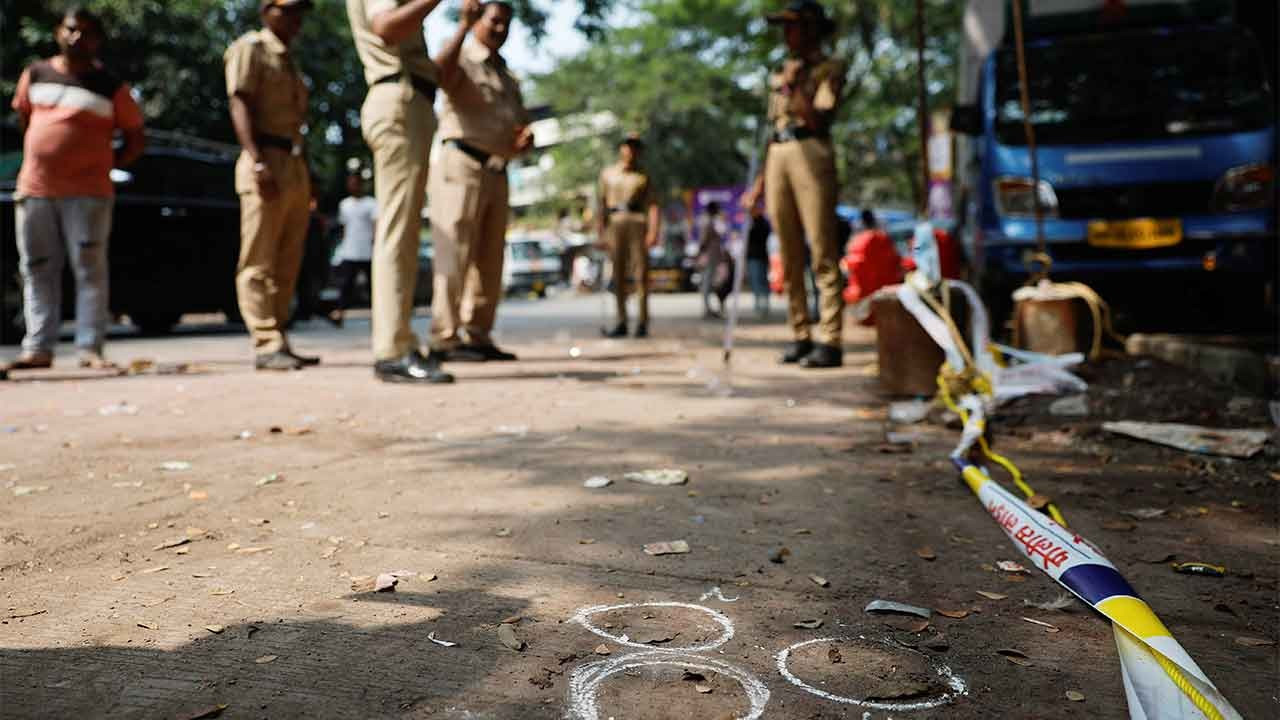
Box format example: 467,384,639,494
335,195,377,262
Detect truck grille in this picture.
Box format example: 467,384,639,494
1055,181,1215,220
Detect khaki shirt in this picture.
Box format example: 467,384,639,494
346,0,438,86
224,28,308,142
767,51,847,132
438,43,530,159
599,163,656,214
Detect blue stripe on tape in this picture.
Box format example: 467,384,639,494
1060,563,1138,606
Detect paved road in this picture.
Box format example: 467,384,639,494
1,292,1275,719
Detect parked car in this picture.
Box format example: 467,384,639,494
503,235,561,297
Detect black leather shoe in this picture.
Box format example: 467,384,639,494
464,343,517,361
601,323,628,338
287,350,321,366
374,350,455,384
256,350,304,371
444,345,489,362
779,340,814,364
633,323,648,338
799,344,843,368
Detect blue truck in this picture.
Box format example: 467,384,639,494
950,0,1276,327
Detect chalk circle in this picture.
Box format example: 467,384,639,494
775,636,967,712
567,650,770,720
570,601,735,652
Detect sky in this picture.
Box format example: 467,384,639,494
422,2,591,77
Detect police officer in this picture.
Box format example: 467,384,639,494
598,135,660,338
225,0,318,371
429,0,532,362
741,1,846,368
347,0,453,383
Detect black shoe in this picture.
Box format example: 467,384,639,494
287,350,321,367
256,350,304,371
779,340,814,364
799,344,843,369
601,323,628,338
444,345,490,362
464,343,518,361
633,323,648,338
374,350,455,384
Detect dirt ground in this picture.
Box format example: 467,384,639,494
1,294,1276,719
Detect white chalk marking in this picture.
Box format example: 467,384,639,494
566,650,769,720
570,601,735,652
775,636,967,711
699,586,740,603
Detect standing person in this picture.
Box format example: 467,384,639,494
328,172,377,327
225,0,318,371
7,7,145,371
741,0,846,368
746,204,772,319
698,201,727,319
428,0,532,362
347,0,452,383
293,185,334,325
597,134,660,338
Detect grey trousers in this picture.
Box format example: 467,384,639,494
15,196,113,355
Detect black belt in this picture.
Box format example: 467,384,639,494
608,203,645,214
255,133,302,155
771,126,826,143
445,139,508,172
373,72,438,102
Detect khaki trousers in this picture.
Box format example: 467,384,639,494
362,82,437,361
764,138,844,345
235,150,310,354
606,213,649,327
428,144,509,350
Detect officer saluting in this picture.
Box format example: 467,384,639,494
428,0,532,362
598,134,660,339
741,1,847,369
225,0,318,371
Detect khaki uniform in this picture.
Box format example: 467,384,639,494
224,28,311,354
429,42,530,351
599,163,656,327
347,0,440,361
764,51,846,345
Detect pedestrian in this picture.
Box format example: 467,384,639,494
741,0,846,368
347,0,452,383
428,0,532,362
327,171,377,327
597,134,660,338
7,6,145,371
746,204,772,318
698,201,727,319
224,0,318,371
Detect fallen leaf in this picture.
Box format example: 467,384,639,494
997,648,1031,666
177,704,228,720
593,644,612,656
793,619,824,629
210,589,234,596
905,619,931,633
936,608,969,619
1065,690,1085,702
792,528,813,535
997,560,1029,574
159,461,192,472
916,547,937,561
578,538,596,545
427,631,458,647
1234,636,1276,648
254,655,278,664
498,623,525,651
236,547,269,555
141,566,169,575
583,476,612,489
495,528,512,538
643,540,690,556
137,622,157,630
976,591,1008,600
624,469,688,486
1023,594,1075,612
808,575,830,588
864,600,932,619
768,546,791,564
500,615,523,625
695,684,712,694
1122,508,1167,520
1021,617,1061,633
205,625,225,634
5,609,47,619
188,490,209,501
153,537,191,551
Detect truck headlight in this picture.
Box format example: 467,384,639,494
993,176,1059,219
1213,164,1274,212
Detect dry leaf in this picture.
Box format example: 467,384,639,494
210,589,235,596
643,540,690,556
427,631,458,647
792,528,812,535
1235,636,1276,648
1021,617,1061,633
997,560,1029,574
977,591,1008,600
137,622,157,630
578,538,596,545
141,566,169,574
1065,690,1085,702
188,490,209,501
254,655,278,664
916,547,937,561
793,619,823,629
236,547,269,555
153,537,191,551
827,646,843,664
205,625,225,634
936,608,969,619
997,648,1031,666
496,528,512,537
593,644,611,656
808,575,830,588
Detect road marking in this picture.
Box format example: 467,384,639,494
775,636,967,711
566,650,769,720
569,601,735,652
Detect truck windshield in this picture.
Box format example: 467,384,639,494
996,26,1272,145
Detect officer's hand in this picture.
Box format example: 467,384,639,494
461,0,483,27
513,125,534,154
255,163,280,201
780,58,804,89
739,188,760,211
645,233,660,249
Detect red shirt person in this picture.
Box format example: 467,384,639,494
8,7,144,371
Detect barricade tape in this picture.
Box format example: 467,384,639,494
895,277,1241,720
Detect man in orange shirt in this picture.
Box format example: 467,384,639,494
8,7,145,370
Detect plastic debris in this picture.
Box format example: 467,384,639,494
624,469,689,486
583,476,612,489
976,591,1008,600
1048,395,1088,417
99,401,139,416
889,399,931,424
997,560,1029,574
428,631,458,647
593,644,611,656
936,608,969,619
808,575,830,588
1102,421,1268,459
205,625,225,634
1021,617,1061,633
997,648,1031,666
864,600,932,619
643,540,690,556
350,574,398,592
12,485,50,496
159,461,191,472
254,655,278,664
1234,636,1275,648
1023,594,1075,612
1172,562,1225,578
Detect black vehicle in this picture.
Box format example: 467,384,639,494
2,128,276,342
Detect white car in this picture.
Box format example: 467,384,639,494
503,236,562,297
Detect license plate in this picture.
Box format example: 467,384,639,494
1086,218,1182,249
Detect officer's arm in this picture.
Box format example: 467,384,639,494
434,0,482,91
370,0,445,46
228,93,263,164
645,202,661,248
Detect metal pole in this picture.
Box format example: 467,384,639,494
1010,0,1049,271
